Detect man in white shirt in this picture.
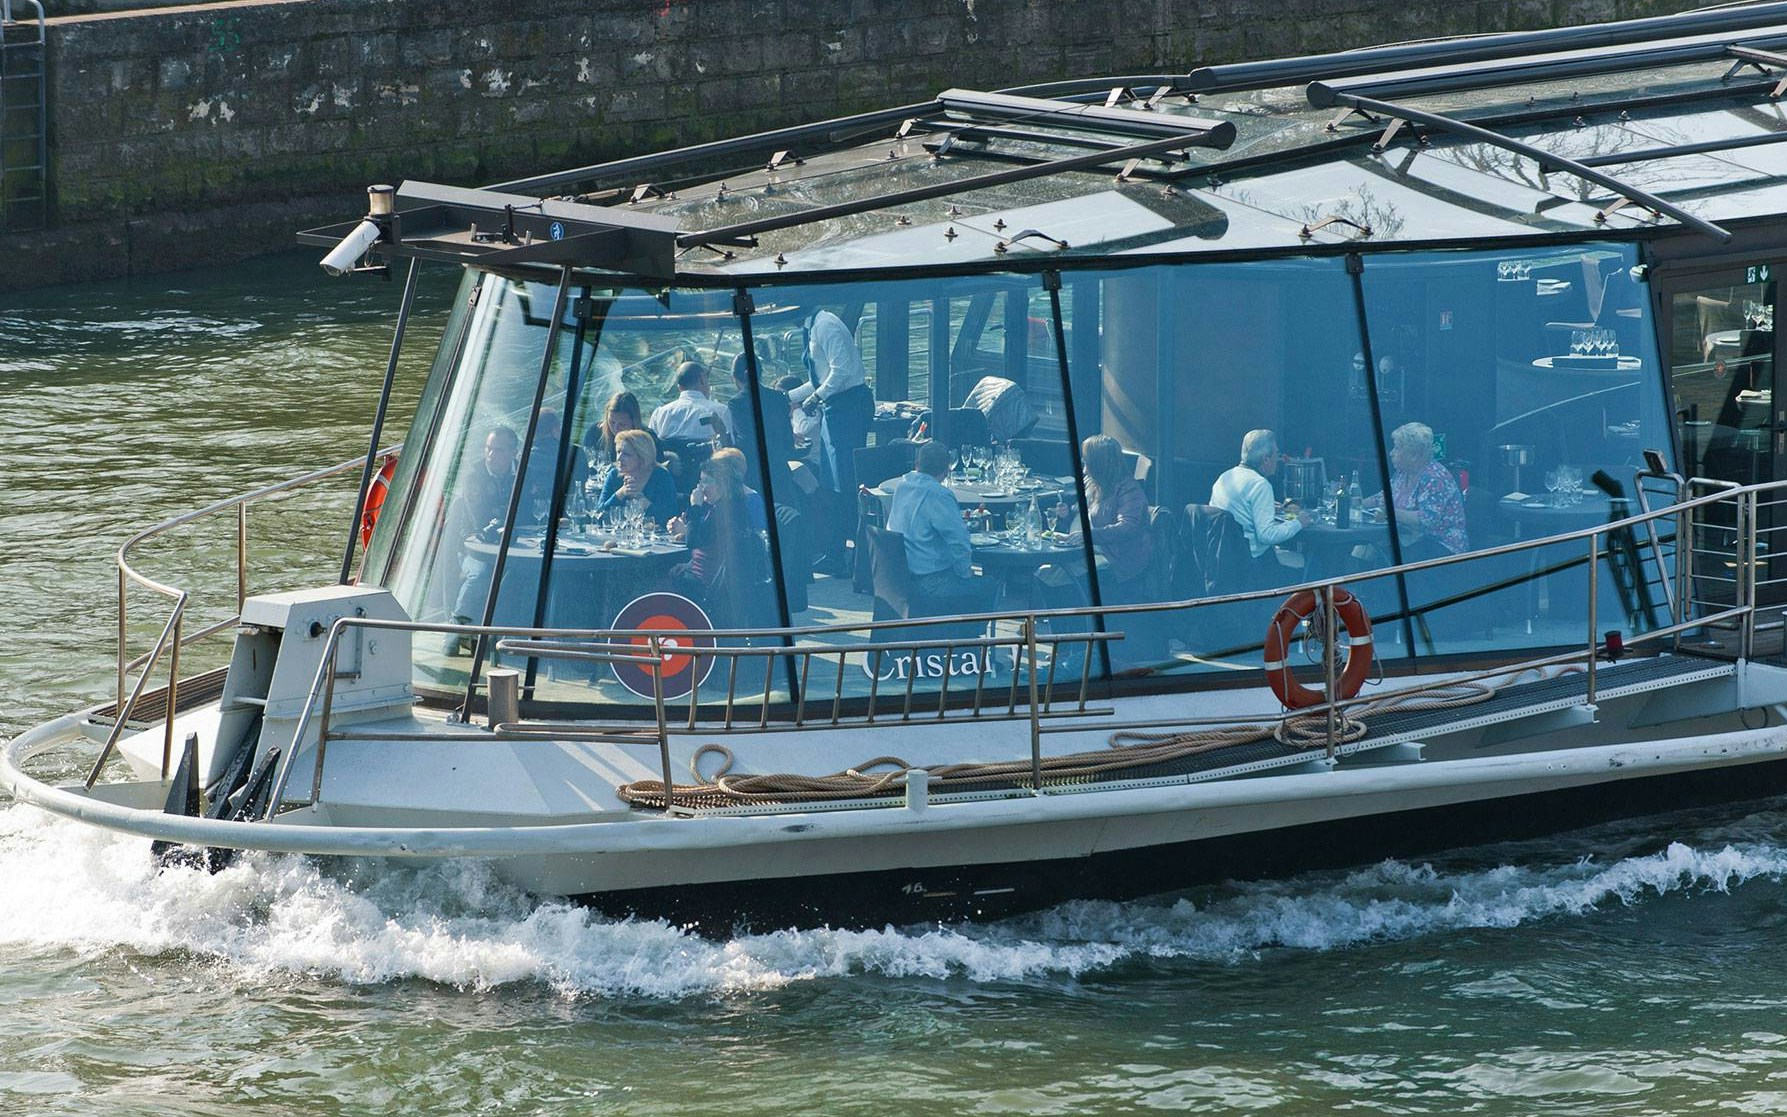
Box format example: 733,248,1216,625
650,362,731,443
1210,428,1309,560
787,309,872,492
888,440,987,607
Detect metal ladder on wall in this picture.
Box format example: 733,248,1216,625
0,0,47,231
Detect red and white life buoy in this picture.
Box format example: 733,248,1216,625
1261,587,1373,710
359,454,398,550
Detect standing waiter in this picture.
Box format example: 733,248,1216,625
788,308,872,489
788,308,872,570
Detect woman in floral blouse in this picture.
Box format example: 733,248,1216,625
1374,421,1468,562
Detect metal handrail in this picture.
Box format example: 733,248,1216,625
253,473,1741,818
113,446,400,710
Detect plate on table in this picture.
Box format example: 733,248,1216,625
970,532,1000,547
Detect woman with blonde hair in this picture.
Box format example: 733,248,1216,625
593,427,677,518
1068,433,1153,591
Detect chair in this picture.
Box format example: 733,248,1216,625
944,407,991,450
658,437,714,496
866,524,915,622
1185,503,1259,596
1006,437,1073,478
775,503,810,614
1143,504,1178,601
852,440,915,491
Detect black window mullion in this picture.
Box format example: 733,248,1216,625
1346,252,1418,659
737,288,801,703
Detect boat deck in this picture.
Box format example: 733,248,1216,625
1084,653,1737,787
691,653,1738,814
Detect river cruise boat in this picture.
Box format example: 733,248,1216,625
14,6,1787,928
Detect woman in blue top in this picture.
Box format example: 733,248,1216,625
595,428,677,521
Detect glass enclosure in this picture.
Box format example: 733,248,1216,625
365,240,1678,711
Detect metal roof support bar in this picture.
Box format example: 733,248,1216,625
490,100,943,197
1187,2,1787,93
679,121,1235,249
1575,128,1787,168
1324,92,1731,243
1170,77,1780,186
936,89,1233,141
997,75,1193,102
1305,29,1787,109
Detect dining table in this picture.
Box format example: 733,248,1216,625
867,473,1075,522
464,528,689,632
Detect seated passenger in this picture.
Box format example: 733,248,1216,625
1210,428,1309,574
1370,421,1468,562
593,428,677,520
650,361,730,444
581,390,643,466
443,423,519,646
1056,434,1152,599
887,440,991,609
668,449,769,609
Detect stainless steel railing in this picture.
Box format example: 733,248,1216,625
100,455,1785,817
99,448,399,784
250,470,1782,819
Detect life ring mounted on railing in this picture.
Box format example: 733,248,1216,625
359,454,398,550
1262,587,1373,710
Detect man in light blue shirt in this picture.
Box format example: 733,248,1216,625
888,441,987,605
1210,428,1309,559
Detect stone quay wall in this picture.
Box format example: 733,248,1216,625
3,0,1711,290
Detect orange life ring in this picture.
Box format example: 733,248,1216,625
1261,587,1373,710
360,455,398,550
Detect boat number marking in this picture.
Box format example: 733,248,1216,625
549,221,566,241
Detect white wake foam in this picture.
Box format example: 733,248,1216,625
1,803,1784,999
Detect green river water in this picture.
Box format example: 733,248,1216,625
6,255,1787,1115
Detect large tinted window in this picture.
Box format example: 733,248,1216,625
745,273,1095,706
1356,244,1675,657
1061,259,1395,676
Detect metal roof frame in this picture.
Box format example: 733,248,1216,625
1321,91,1732,242
1307,27,1787,108
676,120,1236,251
296,181,682,278
1187,1,1787,93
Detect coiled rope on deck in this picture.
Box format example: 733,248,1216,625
616,666,1579,810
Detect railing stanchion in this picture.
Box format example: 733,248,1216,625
1322,585,1339,760
161,607,183,779
1026,616,1043,792
1587,531,1599,707
650,636,674,813
237,503,249,611
116,565,127,714
309,631,341,806
87,598,185,791
1743,490,1758,661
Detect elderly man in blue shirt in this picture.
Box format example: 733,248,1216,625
887,440,989,607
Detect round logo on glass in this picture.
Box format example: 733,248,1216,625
610,592,716,700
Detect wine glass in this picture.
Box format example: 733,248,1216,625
1544,467,1561,505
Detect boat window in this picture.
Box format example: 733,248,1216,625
741,272,1091,707
363,267,482,583
374,273,605,698
1058,258,1387,677
1355,243,1676,659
